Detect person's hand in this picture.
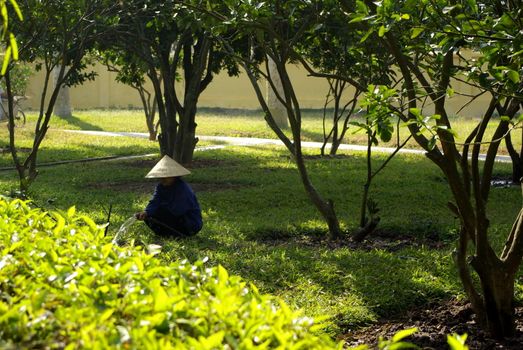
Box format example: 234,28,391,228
135,211,147,221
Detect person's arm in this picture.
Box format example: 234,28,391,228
144,185,161,216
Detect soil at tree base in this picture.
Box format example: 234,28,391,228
342,299,523,349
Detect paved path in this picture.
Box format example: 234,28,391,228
63,129,512,163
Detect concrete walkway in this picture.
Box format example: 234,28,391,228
62,129,512,163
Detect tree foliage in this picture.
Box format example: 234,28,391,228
104,0,242,163
5,0,115,193
344,0,523,338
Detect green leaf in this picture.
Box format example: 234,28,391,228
218,264,229,282
378,25,386,37
81,215,98,231
199,331,225,348
349,16,365,23
53,214,65,234
152,281,170,312
465,0,478,14
392,327,418,342
447,333,469,350
9,33,18,60
408,108,421,119
360,28,374,43
67,206,76,218
1,46,11,75
410,27,423,39
507,70,520,84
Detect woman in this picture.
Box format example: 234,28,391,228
135,155,202,237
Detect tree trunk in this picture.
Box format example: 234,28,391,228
53,66,72,118
137,86,158,141
505,130,523,184
175,106,198,164
471,256,516,339
294,144,342,239
266,56,289,129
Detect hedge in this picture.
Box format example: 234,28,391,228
0,197,340,349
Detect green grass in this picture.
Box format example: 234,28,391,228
1,118,520,337
36,108,522,155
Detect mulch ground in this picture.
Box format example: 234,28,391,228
342,299,523,349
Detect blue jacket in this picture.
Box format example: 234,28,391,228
145,179,203,233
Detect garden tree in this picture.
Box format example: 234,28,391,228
342,0,523,338
296,2,410,237
100,50,159,141
208,0,409,239
5,0,115,193
209,0,344,238
105,0,241,163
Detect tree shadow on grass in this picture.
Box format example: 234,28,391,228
56,114,104,131
158,225,457,332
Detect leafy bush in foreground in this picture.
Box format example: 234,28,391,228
0,197,340,349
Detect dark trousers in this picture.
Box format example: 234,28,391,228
145,208,193,238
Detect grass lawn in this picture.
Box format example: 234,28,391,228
31,107,522,155
0,110,521,337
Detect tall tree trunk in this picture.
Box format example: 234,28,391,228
156,61,178,158
174,36,212,163
266,56,289,129
53,66,72,118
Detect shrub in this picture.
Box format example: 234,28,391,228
0,197,340,349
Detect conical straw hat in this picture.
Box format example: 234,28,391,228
145,155,191,178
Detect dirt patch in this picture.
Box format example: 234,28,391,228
87,180,250,193
342,299,523,349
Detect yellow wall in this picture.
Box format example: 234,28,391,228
23,62,491,117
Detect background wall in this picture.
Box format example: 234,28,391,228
23,62,491,117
